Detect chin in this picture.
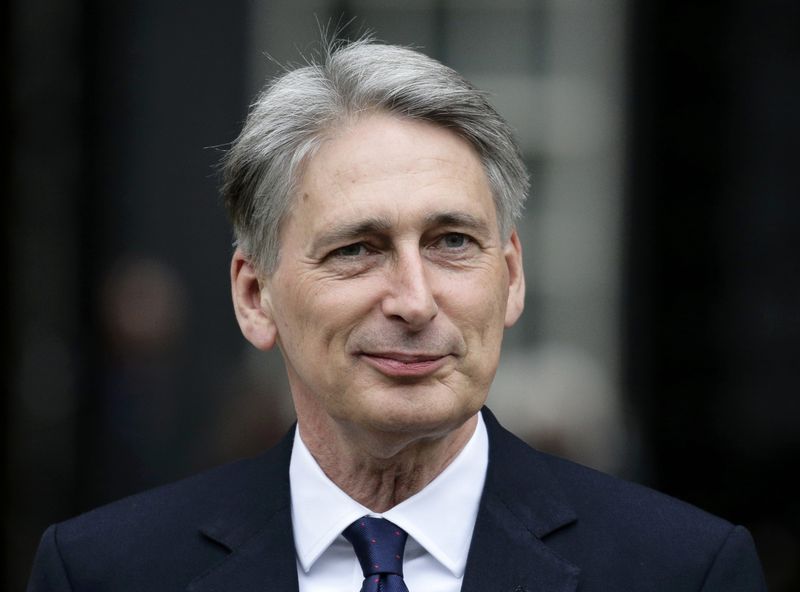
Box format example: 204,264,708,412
356,392,484,439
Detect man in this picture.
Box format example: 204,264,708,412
28,39,766,591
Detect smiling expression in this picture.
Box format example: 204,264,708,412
248,113,525,444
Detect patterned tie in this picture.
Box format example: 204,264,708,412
343,516,410,592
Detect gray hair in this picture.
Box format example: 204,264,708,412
221,38,529,273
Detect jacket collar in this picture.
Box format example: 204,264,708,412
461,408,580,592
188,428,299,592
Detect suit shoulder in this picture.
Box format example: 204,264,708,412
538,452,767,589
542,451,733,534
40,437,292,588
484,409,744,567
484,408,733,538
59,449,284,542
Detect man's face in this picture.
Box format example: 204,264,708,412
252,113,524,444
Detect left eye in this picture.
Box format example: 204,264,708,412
439,233,469,248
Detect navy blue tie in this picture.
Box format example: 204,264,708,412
343,516,410,592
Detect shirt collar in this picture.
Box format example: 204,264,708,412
289,412,488,578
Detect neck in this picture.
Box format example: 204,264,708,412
298,413,479,513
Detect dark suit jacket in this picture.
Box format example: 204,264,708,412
28,408,767,591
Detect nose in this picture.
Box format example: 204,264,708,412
380,248,438,330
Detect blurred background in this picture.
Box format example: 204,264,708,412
3,0,798,589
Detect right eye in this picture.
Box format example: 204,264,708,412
329,243,369,258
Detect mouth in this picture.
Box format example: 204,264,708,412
358,352,450,378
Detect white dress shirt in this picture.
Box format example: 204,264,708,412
290,412,489,592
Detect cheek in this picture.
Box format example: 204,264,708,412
276,278,376,353
443,271,509,327
443,273,509,377
271,280,320,353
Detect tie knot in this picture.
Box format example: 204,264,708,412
343,516,408,578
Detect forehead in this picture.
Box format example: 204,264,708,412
293,114,497,230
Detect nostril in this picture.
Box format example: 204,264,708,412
381,291,438,328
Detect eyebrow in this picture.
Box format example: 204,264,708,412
310,216,394,253
424,211,490,233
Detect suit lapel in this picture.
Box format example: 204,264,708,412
187,429,300,592
187,510,298,592
461,409,580,592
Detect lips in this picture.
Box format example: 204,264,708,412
359,351,450,378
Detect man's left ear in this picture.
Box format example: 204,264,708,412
503,229,525,327
230,248,278,350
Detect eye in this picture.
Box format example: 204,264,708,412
438,233,470,249
329,243,369,258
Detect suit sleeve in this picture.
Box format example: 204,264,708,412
699,525,768,592
27,524,74,592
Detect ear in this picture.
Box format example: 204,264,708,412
230,248,278,350
503,229,526,327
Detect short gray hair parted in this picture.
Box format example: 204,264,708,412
221,38,529,273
